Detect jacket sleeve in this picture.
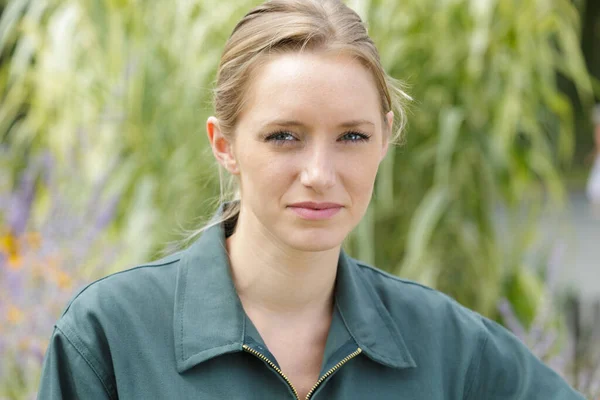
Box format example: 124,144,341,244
465,317,586,400
37,326,115,400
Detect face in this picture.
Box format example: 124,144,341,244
208,52,392,252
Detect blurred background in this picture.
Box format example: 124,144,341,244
0,0,599,398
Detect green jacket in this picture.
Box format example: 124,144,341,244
38,218,584,399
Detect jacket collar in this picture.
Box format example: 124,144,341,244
173,208,416,373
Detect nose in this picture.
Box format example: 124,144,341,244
300,145,336,193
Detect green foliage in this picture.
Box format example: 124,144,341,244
0,0,593,322
346,0,593,317
0,0,258,262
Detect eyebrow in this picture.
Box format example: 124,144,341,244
261,119,375,130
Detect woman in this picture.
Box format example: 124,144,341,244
38,0,584,399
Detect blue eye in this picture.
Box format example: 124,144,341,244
264,131,298,144
340,131,371,142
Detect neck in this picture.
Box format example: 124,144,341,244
226,208,339,316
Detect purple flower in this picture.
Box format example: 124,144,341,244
0,151,122,396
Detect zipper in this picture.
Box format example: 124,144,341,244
305,347,362,399
243,344,300,399
243,344,362,400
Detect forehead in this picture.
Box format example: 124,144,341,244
238,52,382,129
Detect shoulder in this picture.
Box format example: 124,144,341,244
41,252,185,399
354,258,484,329
351,257,489,371
353,260,584,399
57,251,183,332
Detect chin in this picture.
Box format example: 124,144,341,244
282,229,346,253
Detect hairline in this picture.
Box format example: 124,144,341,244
225,46,392,140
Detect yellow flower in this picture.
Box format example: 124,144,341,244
0,231,23,270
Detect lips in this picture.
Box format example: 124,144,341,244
287,202,343,220
289,202,343,210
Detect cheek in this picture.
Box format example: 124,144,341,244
237,151,297,196
340,151,381,192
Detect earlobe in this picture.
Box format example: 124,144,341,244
206,116,239,174
385,111,394,135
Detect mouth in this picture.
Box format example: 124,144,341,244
288,202,343,210
287,202,343,220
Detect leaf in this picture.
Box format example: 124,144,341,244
400,186,449,280
434,107,464,186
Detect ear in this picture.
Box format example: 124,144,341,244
380,111,394,161
207,116,239,174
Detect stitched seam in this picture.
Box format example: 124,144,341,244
463,317,488,400
179,253,223,362
335,300,399,365
356,261,437,291
241,308,247,344
335,301,361,347
179,259,189,361
182,343,241,363
361,275,413,363
56,326,117,400
336,274,410,365
357,260,469,318
62,259,181,317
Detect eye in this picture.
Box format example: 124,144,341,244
264,131,298,145
339,131,371,143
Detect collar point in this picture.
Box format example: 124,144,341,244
176,343,243,374
360,346,417,369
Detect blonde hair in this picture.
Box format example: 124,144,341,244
194,0,410,238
